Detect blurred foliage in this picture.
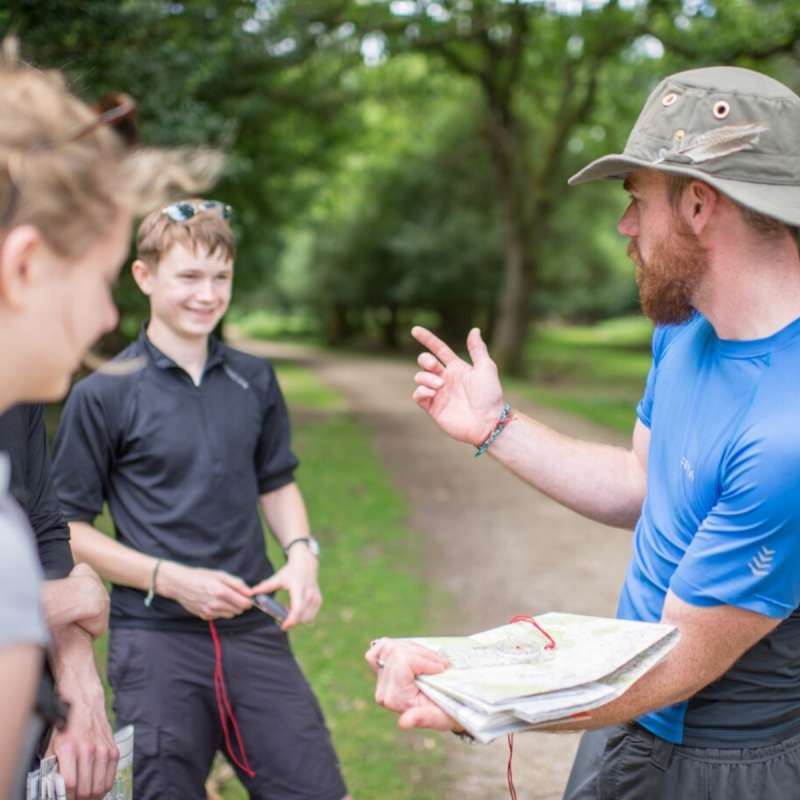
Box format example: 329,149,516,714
3,0,799,369
299,64,505,345
315,0,799,371
2,0,365,345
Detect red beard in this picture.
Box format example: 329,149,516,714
627,215,709,326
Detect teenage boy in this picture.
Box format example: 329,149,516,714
52,200,349,800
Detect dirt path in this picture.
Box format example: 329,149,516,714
235,339,634,800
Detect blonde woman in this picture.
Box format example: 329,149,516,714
0,41,216,797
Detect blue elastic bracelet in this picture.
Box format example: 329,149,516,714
475,404,512,458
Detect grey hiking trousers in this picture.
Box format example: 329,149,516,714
564,723,800,800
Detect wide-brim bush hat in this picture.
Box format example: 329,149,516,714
569,67,800,228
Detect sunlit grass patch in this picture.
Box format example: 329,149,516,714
514,316,654,433
274,362,347,411
227,308,320,342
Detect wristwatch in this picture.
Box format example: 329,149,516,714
284,535,320,559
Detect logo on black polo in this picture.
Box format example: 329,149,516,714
224,364,250,390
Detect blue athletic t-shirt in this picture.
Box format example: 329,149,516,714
620,312,800,746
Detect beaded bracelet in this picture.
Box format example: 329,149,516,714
144,558,164,607
475,403,514,457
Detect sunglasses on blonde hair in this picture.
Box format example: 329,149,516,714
1,92,137,223
38,92,137,152
161,200,232,222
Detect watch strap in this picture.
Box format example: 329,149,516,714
284,537,317,557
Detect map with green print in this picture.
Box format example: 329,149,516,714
411,613,679,743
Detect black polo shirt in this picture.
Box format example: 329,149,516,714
52,327,298,633
0,404,73,579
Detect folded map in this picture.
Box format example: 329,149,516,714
411,612,680,743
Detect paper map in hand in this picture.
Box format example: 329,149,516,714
410,612,679,742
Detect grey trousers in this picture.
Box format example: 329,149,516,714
564,723,800,800
107,626,347,800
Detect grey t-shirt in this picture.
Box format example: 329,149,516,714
0,451,47,647
0,450,48,793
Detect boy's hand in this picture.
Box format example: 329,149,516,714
250,547,321,631
157,562,253,620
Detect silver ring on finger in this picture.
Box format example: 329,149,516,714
376,657,386,669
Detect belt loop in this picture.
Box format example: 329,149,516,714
650,737,674,772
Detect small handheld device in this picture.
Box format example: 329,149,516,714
253,593,289,623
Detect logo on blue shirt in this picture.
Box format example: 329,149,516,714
749,546,776,577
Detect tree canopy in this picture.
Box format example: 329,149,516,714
5,0,799,371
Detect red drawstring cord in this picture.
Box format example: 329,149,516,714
505,615,557,799
208,621,256,778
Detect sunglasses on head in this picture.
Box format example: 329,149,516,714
42,92,138,152
22,92,138,155
0,92,138,224
161,200,232,222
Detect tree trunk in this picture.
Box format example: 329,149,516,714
486,106,530,376
324,305,351,345
380,306,400,349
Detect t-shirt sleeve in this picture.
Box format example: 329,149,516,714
636,364,657,429
52,381,117,524
25,405,73,579
0,473,47,649
254,364,299,495
636,323,691,429
670,431,800,619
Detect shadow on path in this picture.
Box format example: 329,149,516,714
235,339,635,800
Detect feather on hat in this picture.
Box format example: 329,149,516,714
569,67,800,228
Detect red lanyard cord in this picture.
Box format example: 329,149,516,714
208,620,256,778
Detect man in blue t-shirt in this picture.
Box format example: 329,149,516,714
367,68,800,798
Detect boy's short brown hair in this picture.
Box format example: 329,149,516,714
135,198,236,268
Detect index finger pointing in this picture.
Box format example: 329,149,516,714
411,326,461,367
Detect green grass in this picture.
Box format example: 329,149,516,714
511,316,655,433
91,362,447,799
271,362,347,411
225,307,654,434
226,309,321,342
274,406,448,799
532,315,654,348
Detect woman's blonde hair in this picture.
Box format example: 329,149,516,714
0,38,223,257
